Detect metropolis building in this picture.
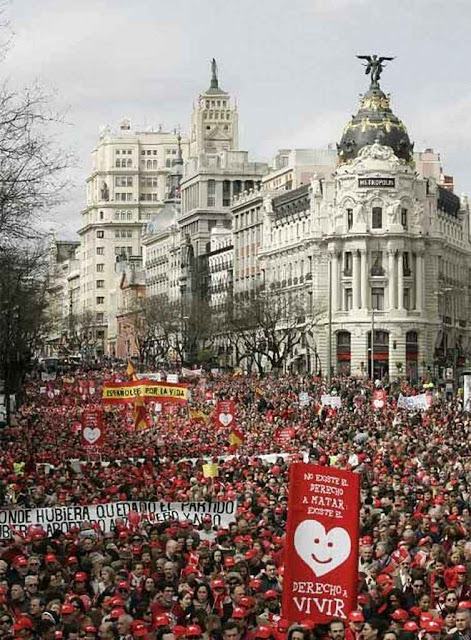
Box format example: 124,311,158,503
258,61,471,380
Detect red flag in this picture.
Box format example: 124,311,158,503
282,463,360,624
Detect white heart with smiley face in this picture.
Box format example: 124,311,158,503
219,412,233,427
83,427,101,445
294,519,351,577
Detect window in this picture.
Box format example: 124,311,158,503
371,251,384,276
345,288,353,310
404,288,411,310
372,287,384,310
372,207,382,229
97,247,104,255
96,296,104,305
115,230,120,238
166,159,171,167
344,252,352,276
223,180,231,207
97,313,104,323
97,264,104,272
141,150,145,156
403,252,411,276
99,211,104,220
347,208,353,230
401,208,408,228
207,179,216,207
127,230,132,238
96,230,104,238
96,280,105,288
127,211,132,220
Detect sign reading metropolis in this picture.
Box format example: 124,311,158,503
358,177,395,188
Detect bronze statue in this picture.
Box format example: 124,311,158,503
356,55,394,88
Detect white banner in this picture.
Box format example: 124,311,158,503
299,391,310,407
0,500,236,540
321,394,341,408
136,373,162,381
166,374,179,383
397,393,429,411
464,373,471,413
182,367,203,379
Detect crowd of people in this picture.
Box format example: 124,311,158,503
0,367,470,640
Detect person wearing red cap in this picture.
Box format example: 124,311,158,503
345,611,364,640
455,567,471,602
199,515,216,543
12,615,34,639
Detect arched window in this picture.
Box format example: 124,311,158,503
115,160,120,168
372,207,382,229
147,160,152,169
127,159,132,167
127,211,132,220
153,160,158,170
337,331,351,375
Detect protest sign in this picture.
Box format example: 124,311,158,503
372,389,387,410
81,409,104,451
102,380,188,404
278,426,295,445
166,374,179,383
299,392,310,407
282,463,360,624
321,395,341,409
397,393,429,411
0,500,237,540
214,400,236,428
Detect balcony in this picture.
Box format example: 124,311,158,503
371,265,385,276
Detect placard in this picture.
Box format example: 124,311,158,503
282,463,360,624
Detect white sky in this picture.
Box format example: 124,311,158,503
3,0,471,237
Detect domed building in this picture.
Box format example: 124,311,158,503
259,57,471,382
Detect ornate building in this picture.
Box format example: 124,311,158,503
258,57,471,380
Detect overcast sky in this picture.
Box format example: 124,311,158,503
3,0,471,237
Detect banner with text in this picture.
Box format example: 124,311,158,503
282,463,360,624
102,380,188,404
0,500,236,540
320,395,341,408
397,393,429,411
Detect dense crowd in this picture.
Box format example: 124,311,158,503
0,369,470,640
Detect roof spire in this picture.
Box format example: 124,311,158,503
210,58,218,90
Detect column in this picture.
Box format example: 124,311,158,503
360,249,368,309
388,250,396,310
415,252,423,311
331,252,339,312
353,250,360,310
397,250,404,310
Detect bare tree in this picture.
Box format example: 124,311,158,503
228,289,322,374
65,311,100,360
0,245,49,420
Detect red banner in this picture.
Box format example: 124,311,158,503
282,463,360,624
372,389,387,410
214,400,236,428
81,409,104,451
277,426,295,445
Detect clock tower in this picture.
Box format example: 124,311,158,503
189,59,239,157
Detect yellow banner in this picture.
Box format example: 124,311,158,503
103,380,188,404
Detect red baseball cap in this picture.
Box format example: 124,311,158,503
75,572,88,582
13,617,34,632
404,622,419,632
45,553,57,563
186,624,203,637
61,603,75,615
132,621,149,637
153,614,171,628
211,578,226,590
422,620,442,634
348,611,365,623
456,565,467,574
254,625,274,639
232,607,246,619
110,608,125,620
264,590,279,600
391,609,409,622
